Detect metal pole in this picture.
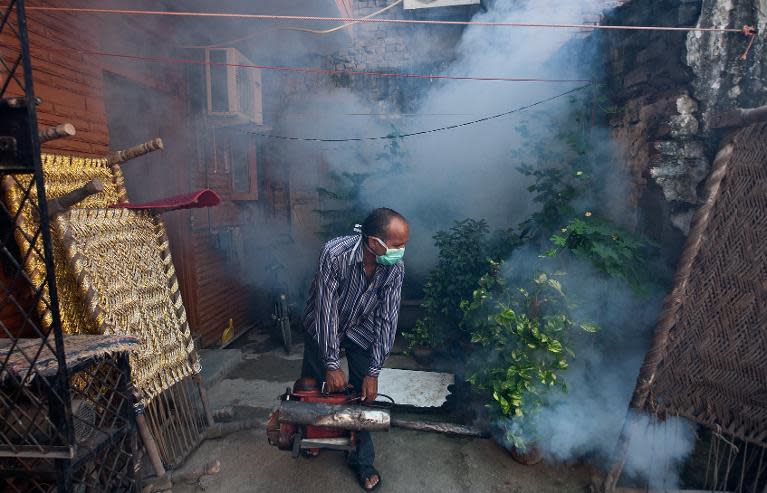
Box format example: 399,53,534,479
14,0,75,491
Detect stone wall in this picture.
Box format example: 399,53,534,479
601,0,766,248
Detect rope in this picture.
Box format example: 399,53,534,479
247,84,592,142
19,5,754,34
44,46,591,85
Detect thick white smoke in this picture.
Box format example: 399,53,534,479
258,1,696,486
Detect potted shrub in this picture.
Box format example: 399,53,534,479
403,219,519,359
462,262,599,463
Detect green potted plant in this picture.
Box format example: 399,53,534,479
404,219,519,358
462,261,599,463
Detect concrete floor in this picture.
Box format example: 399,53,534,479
172,328,594,493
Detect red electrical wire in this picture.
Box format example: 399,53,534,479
20,5,753,34
49,46,594,84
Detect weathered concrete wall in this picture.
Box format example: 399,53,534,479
601,0,765,247
328,0,469,108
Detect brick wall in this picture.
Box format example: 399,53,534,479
1,5,109,156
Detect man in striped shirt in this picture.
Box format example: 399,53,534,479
301,208,409,491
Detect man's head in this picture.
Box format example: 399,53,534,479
361,208,410,257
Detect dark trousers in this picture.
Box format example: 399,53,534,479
301,336,375,469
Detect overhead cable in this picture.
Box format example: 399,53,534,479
20,6,754,35
246,84,593,142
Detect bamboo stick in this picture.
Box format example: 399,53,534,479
192,373,216,427
136,410,166,478
171,382,197,453
106,138,164,165
39,123,76,143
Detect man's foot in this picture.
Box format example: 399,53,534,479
354,466,381,491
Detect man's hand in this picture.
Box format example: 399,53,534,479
325,369,347,392
361,376,378,402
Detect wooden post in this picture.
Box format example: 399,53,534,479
106,138,164,165
192,373,216,427
107,138,164,204
136,411,166,478
47,178,103,217
39,123,76,143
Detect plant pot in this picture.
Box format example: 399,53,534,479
412,347,434,365
510,443,544,465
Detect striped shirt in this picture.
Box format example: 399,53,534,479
303,235,404,377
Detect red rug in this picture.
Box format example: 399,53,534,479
111,189,221,212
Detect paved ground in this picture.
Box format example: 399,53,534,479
172,327,594,493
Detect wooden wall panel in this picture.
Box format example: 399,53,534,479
189,230,254,346
0,5,109,156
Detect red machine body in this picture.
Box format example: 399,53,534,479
267,377,357,457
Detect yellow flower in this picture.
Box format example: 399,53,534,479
576,171,584,176
585,211,592,217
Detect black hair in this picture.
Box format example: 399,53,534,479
361,208,407,239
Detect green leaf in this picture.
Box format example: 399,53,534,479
552,234,568,248
547,278,564,296
580,322,600,333
547,340,563,353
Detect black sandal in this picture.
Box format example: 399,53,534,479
354,465,382,491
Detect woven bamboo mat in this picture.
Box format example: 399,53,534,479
2,154,127,335
54,208,201,402
643,122,767,447
2,153,201,403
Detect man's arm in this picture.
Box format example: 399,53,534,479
367,268,404,378
313,248,342,371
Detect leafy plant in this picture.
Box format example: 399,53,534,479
403,219,519,350
463,92,659,450
462,261,599,446
513,92,627,244
546,215,653,290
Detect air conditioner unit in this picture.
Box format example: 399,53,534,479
205,47,263,126
404,0,480,9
